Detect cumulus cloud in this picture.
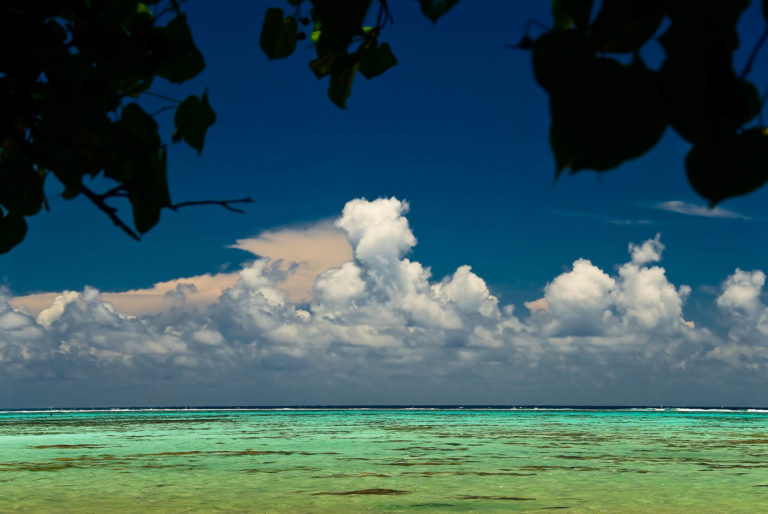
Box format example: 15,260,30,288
615,253,689,330
1,197,766,407
533,233,690,340
0,288,49,369
716,269,766,315
628,233,664,265
709,269,768,369
543,258,616,336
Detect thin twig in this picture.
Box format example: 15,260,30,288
376,0,385,31
102,184,128,197
375,0,393,31
506,19,551,50
81,185,141,241
293,0,301,20
382,0,393,25
525,18,551,34
759,85,768,126
83,184,252,241
142,91,184,104
167,197,254,214
150,105,177,117
153,2,177,20
742,25,768,79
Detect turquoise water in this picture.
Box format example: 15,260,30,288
1,408,767,512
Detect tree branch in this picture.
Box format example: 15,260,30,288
377,0,394,30
102,184,128,198
150,105,177,117
80,185,141,241
507,19,550,50
141,91,184,104
742,25,768,79
760,85,768,126
83,185,252,242
167,197,254,214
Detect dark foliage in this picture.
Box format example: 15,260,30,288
0,0,232,253
261,0,768,208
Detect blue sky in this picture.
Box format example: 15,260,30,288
2,1,768,407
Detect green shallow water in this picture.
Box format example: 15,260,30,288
1,408,767,512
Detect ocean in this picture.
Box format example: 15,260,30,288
1,407,767,512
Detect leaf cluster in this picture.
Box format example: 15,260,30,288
259,1,458,108
534,0,768,205
0,0,217,252
261,0,768,207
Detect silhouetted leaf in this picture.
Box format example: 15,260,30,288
309,51,340,78
550,57,667,174
551,0,594,30
551,0,572,30
419,0,458,23
359,42,397,79
157,15,205,83
32,133,98,199
533,31,592,93
686,128,768,205
660,0,748,55
0,212,27,254
763,0,768,22
328,61,359,108
662,59,759,143
174,90,217,154
127,10,153,35
590,0,666,53
0,160,44,216
103,103,161,183
659,0,755,144
121,103,161,150
129,146,170,234
260,8,298,60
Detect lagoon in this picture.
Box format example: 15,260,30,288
1,407,767,512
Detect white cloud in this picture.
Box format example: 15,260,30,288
434,265,499,318
0,288,48,367
709,269,768,369
543,258,616,336
337,197,416,264
655,200,749,219
314,262,366,303
37,291,82,328
537,237,692,342
192,329,224,346
716,269,765,315
1,197,767,406
628,233,664,265
615,257,688,330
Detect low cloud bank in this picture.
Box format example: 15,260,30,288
2,198,767,407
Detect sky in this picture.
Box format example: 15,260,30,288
2,1,768,408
